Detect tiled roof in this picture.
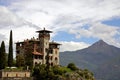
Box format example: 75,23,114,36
32,51,43,55
49,42,61,45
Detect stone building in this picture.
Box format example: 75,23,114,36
16,28,61,66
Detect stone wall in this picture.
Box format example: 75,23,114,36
0,77,33,80
0,70,33,80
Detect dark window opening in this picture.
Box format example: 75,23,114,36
51,62,53,66
51,56,53,60
16,51,20,54
35,62,37,65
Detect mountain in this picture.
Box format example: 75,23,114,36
60,40,120,80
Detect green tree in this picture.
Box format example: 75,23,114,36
0,46,1,69
33,64,47,80
0,41,6,69
8,30,13,67
67,63,78,71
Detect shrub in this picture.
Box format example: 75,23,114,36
67,63,78,71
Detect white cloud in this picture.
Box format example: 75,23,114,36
59,41,90,52
0,0,120,52
0,26,38,44
8,0,120,28
0,6,40,29
69,22,120,47
0,26,38,57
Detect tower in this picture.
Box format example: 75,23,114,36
36,28,52,64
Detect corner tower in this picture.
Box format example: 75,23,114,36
36,28,52,64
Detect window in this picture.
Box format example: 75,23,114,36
51,62,53,66
35,55,38,59
55,57,58,60
16,51,20,54
35,62,37,65
49,49,53,54
55,57,58,64
51,56,53,60
41,48,43,52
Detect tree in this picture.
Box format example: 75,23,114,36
8,30,13,67
33,64,47,80
0,46,1,69
0,41,6,69
67,63,78,71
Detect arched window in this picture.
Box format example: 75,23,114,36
55,57,58,60
55,57,58,65
51,62,53,66
35,62,37,65
51,56,53,60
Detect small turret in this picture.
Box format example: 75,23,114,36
36,28,52,40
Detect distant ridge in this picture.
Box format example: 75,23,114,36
60,40,120,80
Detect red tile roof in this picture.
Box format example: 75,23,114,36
32,51,43,55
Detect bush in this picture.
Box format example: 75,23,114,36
67,63,78,71
52,66,66,75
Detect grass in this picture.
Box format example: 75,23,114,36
3,67,24,71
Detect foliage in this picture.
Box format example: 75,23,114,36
8,30,13,67
67,63,78,71
0,41,7,69
52,66,71,75
33,63,95,80
33,64,47,80
76,69,94,80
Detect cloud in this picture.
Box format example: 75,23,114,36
0,5,40,44
59,41,90,52
0,6,39,29
0,0,120,52
0,34,7,43
6,0,120,31
69,22,120,47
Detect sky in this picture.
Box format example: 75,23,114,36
0,0,120,53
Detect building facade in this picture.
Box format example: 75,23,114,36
16,28,61,66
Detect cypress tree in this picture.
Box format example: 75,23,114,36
0,41,6,69
0,46,1,69
8,30,13,67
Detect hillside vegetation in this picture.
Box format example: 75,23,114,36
33,63,95,80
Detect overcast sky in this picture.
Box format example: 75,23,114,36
0,0,120,53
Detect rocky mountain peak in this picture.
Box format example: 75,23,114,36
91,39,109,47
